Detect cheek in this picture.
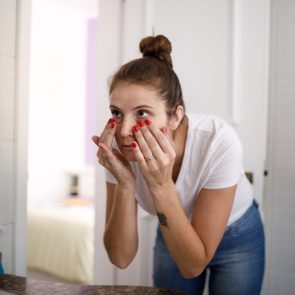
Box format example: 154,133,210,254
158,119,169,130
114,132,120,143
150,115,168,126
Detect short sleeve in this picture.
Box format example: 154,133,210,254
203,126,243,189
105,168,118,184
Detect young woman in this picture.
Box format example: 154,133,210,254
92,35,265,295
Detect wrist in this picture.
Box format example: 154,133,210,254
149,179,176,200
117,181,135,195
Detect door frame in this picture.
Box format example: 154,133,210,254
93,0,123,284
14,0,31,276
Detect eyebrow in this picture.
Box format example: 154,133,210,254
109,104,154,111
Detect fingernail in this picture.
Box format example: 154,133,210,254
131,142,137,149
133,125,139,132
138,120,145,127
108,118,115,124
144,119,151,126
111,122,116,129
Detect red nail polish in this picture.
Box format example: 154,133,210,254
108,118,112,124
131,142,137,149
138,120,145,127
144,119,151,126
133,125,139,132
111,122,116,129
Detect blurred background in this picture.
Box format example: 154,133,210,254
0,0,294,294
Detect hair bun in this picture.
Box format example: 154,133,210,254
139,35,173,68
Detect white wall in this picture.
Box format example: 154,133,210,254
233,0,270,206
27,0,98,206
120,0,270,205
93,0,270,287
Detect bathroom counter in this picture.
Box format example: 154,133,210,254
0,274,187,294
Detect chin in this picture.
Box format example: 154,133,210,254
125,155,137,162
119,149,137,162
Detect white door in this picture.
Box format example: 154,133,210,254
263,0,295,294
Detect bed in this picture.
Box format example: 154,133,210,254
27,200,94,284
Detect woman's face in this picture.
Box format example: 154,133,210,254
109,83,169,161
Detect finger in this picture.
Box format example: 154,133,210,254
92,135,100,146
136,120,166,160
100,118,113,137
93,136,105,161
96,119,110,146
144,120,175,156
98,142,117,168
130,141,149,168
133,122,156,160
100,118,117,148
104,120,117,147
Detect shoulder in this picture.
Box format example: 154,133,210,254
186,113,238,143
186,113,243,163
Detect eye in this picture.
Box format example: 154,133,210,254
137,110,149,118
110,109,122,118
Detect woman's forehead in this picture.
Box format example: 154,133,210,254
110,84,164,108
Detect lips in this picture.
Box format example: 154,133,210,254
121,144,133,148
118,138,136,149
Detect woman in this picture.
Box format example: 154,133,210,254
92,35,265,295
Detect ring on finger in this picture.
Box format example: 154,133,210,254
144,154,155,163
145,157,153,163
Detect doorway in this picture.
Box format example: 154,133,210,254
26,0,98,284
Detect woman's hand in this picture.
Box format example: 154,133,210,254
92,118,135,187
131,119,176,193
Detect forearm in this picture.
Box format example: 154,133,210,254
151,182,208,278
104,184,138,268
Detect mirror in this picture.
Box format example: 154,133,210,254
24,0,273,291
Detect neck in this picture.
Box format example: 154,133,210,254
171,115,188,154
170,115,188,182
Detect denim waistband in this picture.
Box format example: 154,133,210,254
225,199,260,234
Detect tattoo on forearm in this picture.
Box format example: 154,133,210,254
157,213,168,227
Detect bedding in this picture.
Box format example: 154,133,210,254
27,203,94,284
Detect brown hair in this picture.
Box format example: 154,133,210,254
109,35,185,117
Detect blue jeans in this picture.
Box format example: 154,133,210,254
153,200,265,295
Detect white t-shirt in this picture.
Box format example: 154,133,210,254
105,113,253,225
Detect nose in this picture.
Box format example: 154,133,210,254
119,116,137,138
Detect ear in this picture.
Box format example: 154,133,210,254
168,106,185,131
